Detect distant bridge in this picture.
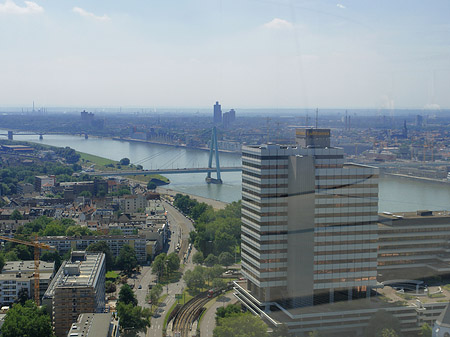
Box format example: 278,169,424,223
88,167,242,177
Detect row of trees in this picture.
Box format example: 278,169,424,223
173,194,241,263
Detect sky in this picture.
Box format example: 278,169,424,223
0,0,449,109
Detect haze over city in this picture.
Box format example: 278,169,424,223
1,0,450,109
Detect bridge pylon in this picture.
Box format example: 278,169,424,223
206,127,222,184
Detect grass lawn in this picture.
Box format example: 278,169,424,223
106,271,119,280
76,151,169,184
78,152,117,166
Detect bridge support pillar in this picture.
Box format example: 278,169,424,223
39,134,43,140
206,126,222,184
7,131,13,140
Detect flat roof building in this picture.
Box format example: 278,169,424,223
43,251,106,337
67,313,119,337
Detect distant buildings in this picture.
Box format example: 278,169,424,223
223,109,236,128
35,175,56,193
43,251,106,337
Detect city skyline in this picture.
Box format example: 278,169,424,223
0,1,449,109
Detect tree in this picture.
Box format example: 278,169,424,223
118,284,137,306
119,158,130,166
419,323,432,337
116,245,138,275
273,324,293,337
147,181,157,190
15,288,29,305
65,225,93,237
10,209,23,220
376,329,399,337
117,302,151,336
204,254,219,267
184,266,206,292
40,251,62,271
213,313,268,337
166,252,180,274
86,241,114,271
78,190,92,198
149,284,163,307
108,228,123,235
216,303,241,321
218,252,234,266
365,310,402,337
105,281,116,293
1,300,53,337
0,253,5,272
152,253,167,280
192,251,204,265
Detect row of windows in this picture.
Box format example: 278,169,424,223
316,193,378,199
315,239,377,246
316,174,379,180
242,205,287,218
242,161,288,170
314,257,377,265
380,243,442,250
242,153,288,160
315,202,378,208
316,184,378,189
242,196,288,208
314,267,376,274
379,227,450,235
242,214,287,226
379,235,449,242
315,211,377,218
379,251,436,257
242,170,289,180
314,276,376,284
315,220,377,228
243,187,288,199
242,179,288,189
315,248,377,255
315,230,377,236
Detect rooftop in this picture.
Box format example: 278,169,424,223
67,313,118,337
2,260,54,274
44,252,104,299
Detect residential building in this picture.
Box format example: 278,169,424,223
35,175,56,192
0,260,54,306
118,194,147,213
67,313,119,337
39,235,147,263
43,251,106,337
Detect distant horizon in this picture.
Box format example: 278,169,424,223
0,105,449,116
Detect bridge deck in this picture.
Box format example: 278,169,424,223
87,167,242,176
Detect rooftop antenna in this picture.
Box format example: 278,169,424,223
315,108,318,128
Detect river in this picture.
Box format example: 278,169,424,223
8,133,450,212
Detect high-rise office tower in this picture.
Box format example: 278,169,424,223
240,129,378,308
213,101,222,124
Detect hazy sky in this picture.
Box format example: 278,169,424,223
0,0,449,109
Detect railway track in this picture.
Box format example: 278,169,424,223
172,292,209,337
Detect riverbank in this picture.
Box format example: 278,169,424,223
381,171,450,186
112,136,241,154
156,186,228,210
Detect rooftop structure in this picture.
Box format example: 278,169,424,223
67,313,119,337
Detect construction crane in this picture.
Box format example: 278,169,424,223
0,235,54,306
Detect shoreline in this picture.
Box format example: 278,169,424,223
156,186,229,210
381,172,450,185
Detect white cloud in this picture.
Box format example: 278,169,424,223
73,7,110,22
336,4,346,9
263,18,293,30
0,0,43,14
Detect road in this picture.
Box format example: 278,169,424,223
199,293,238,337
131,199,196,337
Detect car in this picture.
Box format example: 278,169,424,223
138,285,142,289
